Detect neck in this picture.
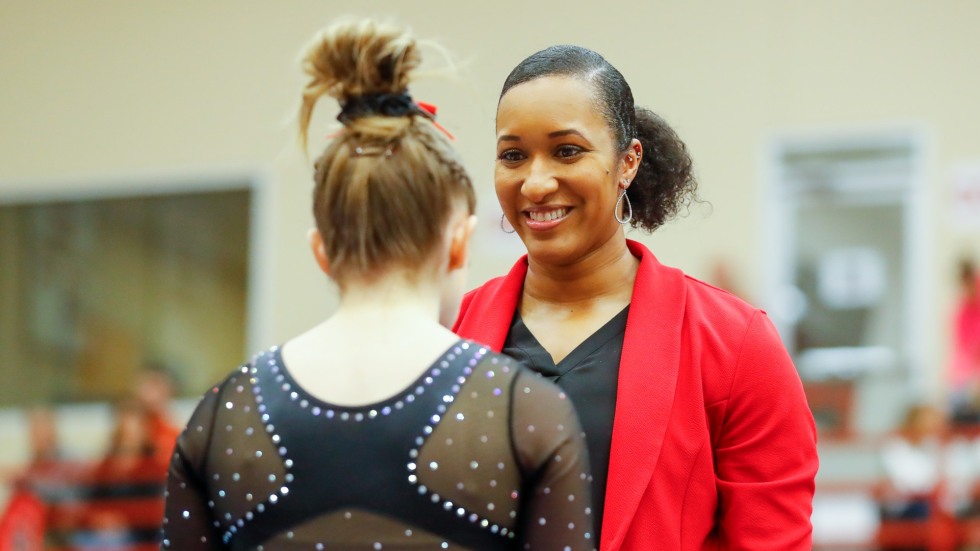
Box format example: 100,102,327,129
280,268,462,407
334,271,442,328
524,235,639,307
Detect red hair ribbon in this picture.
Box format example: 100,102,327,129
417,101,455,141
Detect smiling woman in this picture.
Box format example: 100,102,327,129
454,44,819,550
495,75,638,266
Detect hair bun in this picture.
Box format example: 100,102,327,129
299,19,421,144
297,19,476,282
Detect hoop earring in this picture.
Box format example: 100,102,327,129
500,214,516,234
615,188,633,225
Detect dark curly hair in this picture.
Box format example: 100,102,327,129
499,45,698,232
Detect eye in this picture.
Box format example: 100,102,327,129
498,149,526,163
555,145,584,159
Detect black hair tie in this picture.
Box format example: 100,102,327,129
338,92,428,124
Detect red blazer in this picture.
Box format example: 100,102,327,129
454,240,818,550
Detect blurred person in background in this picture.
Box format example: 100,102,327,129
453,44,818,550
24,406,63,470
879,404,948,522
0,406,63,551
950,257,980,422
80,398,161,546
875,403,970,551
133,365,179,475
95,399,157,479
161,18,594,550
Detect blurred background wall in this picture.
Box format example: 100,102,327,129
3,1,980,547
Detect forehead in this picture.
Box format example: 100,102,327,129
496,75,609,137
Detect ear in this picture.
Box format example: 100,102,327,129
307,228,330,275
448,214,478,271
621,138,643,189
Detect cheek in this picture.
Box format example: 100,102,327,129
567,163,618,203
493,167,519,201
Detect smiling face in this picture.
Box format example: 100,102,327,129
495,76,629,267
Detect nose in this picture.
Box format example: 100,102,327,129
520,158,558,203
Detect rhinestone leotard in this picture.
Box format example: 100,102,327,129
162,340,595,550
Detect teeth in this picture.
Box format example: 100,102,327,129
528,208,567,222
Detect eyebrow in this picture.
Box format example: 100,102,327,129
548,129,586,139
496,129,587,144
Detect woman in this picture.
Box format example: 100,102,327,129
453,45,818,550
878,404,946,522
950,258,980,415
161,21,594,550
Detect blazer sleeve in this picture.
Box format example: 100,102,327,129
714,310,818,550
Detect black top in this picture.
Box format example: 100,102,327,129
162,340,595,550
502,306,628,544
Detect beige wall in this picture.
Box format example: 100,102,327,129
3,1,980,398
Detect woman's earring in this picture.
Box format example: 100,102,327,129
615,185,633,226
500,213,516,234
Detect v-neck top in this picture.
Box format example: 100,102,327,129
502,306,629,543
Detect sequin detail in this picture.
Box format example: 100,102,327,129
219,347,293,544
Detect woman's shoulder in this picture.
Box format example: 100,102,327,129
641,253,763,333
638,256,789,379
679,275,786,358
631,239,761,325
210,348,274,397
180,350,273,432
681,273,760,322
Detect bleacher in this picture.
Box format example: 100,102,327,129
0,459,165,551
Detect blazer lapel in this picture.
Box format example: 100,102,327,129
600,240,686,550
457,256,528,351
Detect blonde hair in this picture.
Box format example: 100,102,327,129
298,19,475,284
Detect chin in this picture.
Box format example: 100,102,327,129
522,238,581,267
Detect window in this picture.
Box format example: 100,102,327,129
0,188,251,406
